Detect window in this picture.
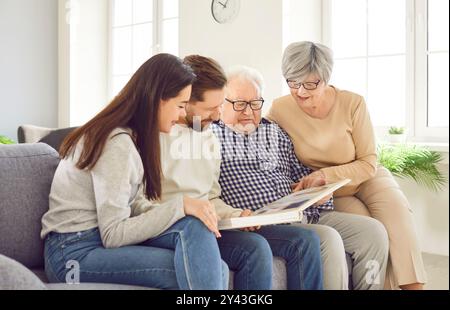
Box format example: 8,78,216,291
415,0,449,139
323,0,449,142
109,0,179,97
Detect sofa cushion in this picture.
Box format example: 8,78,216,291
33,257,288,290
17,124,77,152
0,143,60,268
0,255,47,290
17,125,54,144
46,283,154,290
39,127,77,152
31,267,153,290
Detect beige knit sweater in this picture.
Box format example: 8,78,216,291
266,87,378,197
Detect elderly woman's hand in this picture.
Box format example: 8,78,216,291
291,171,332,205
292,170,326,192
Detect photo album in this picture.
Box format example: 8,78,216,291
218,179,351,230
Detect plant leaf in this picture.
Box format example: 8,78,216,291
378,144,447,192
0,135,16,145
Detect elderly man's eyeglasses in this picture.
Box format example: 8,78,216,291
225,98,265,111
286,79,321,90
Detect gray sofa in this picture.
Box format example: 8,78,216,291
0,143,289,290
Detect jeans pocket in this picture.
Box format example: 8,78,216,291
60,228,101,265
60,227,100,247
44,238,66,283
45,232,62,248
45,228,101,283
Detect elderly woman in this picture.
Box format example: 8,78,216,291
267,41,427,290
212,66,389,290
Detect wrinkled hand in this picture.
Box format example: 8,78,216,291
239,209,261,232
291,171,331,206
183,196,221,238
292,170,326,192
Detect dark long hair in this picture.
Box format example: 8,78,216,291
60,53,196,200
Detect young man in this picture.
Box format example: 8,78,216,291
157,55,324,290
211,65,389,290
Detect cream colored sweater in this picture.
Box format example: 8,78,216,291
41,128,185,248
159,124,242,220
266,87,377,197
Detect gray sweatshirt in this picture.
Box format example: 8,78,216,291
40,128,185,248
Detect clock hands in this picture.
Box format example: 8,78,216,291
218,0,229,9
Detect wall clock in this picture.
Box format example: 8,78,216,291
211,0,241,24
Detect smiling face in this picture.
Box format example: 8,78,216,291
222,77,262,134
184,88,225,130
158,85,191,133
289,74,327,109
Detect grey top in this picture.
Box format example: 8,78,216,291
41,128,185,248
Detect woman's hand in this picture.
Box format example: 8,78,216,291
292,170,326,192
291,171,332,205
239,209,261,232
183,196,221,238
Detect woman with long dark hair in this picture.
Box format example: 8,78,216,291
41,54,229,289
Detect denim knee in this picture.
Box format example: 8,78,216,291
245,233,273,263
180,216,214,239
290,229,321,257
298,229,321,248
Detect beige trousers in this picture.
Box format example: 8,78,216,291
334,166,427,289
296,211,389,290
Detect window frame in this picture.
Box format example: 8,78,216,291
107,0,179,99
322,0,449,143
414,0,449,141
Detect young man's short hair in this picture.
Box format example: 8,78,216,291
183,55,227,102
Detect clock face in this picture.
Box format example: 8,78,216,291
211,0,240,24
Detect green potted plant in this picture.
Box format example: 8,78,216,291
0,135,16,145
378,144,447,192
388,126,406,143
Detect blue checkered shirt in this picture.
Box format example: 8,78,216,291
211,119,334,224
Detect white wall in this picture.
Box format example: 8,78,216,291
282,0,323,94
71,0,109,127
397,161,449,256
179,0,283,113
58,0,109,128
283,0,323,47
0,0,58,140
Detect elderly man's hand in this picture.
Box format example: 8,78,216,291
239,209,261,232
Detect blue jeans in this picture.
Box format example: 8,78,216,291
218,230,273,290
256,225,323,290
44,216,275,290
44,217,228,290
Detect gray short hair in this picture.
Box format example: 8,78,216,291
282,41,334,84
226,65,265,97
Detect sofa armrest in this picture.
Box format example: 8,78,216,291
17,125,55,144
0,255,47,290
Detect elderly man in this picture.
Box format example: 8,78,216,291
211,66,389,290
